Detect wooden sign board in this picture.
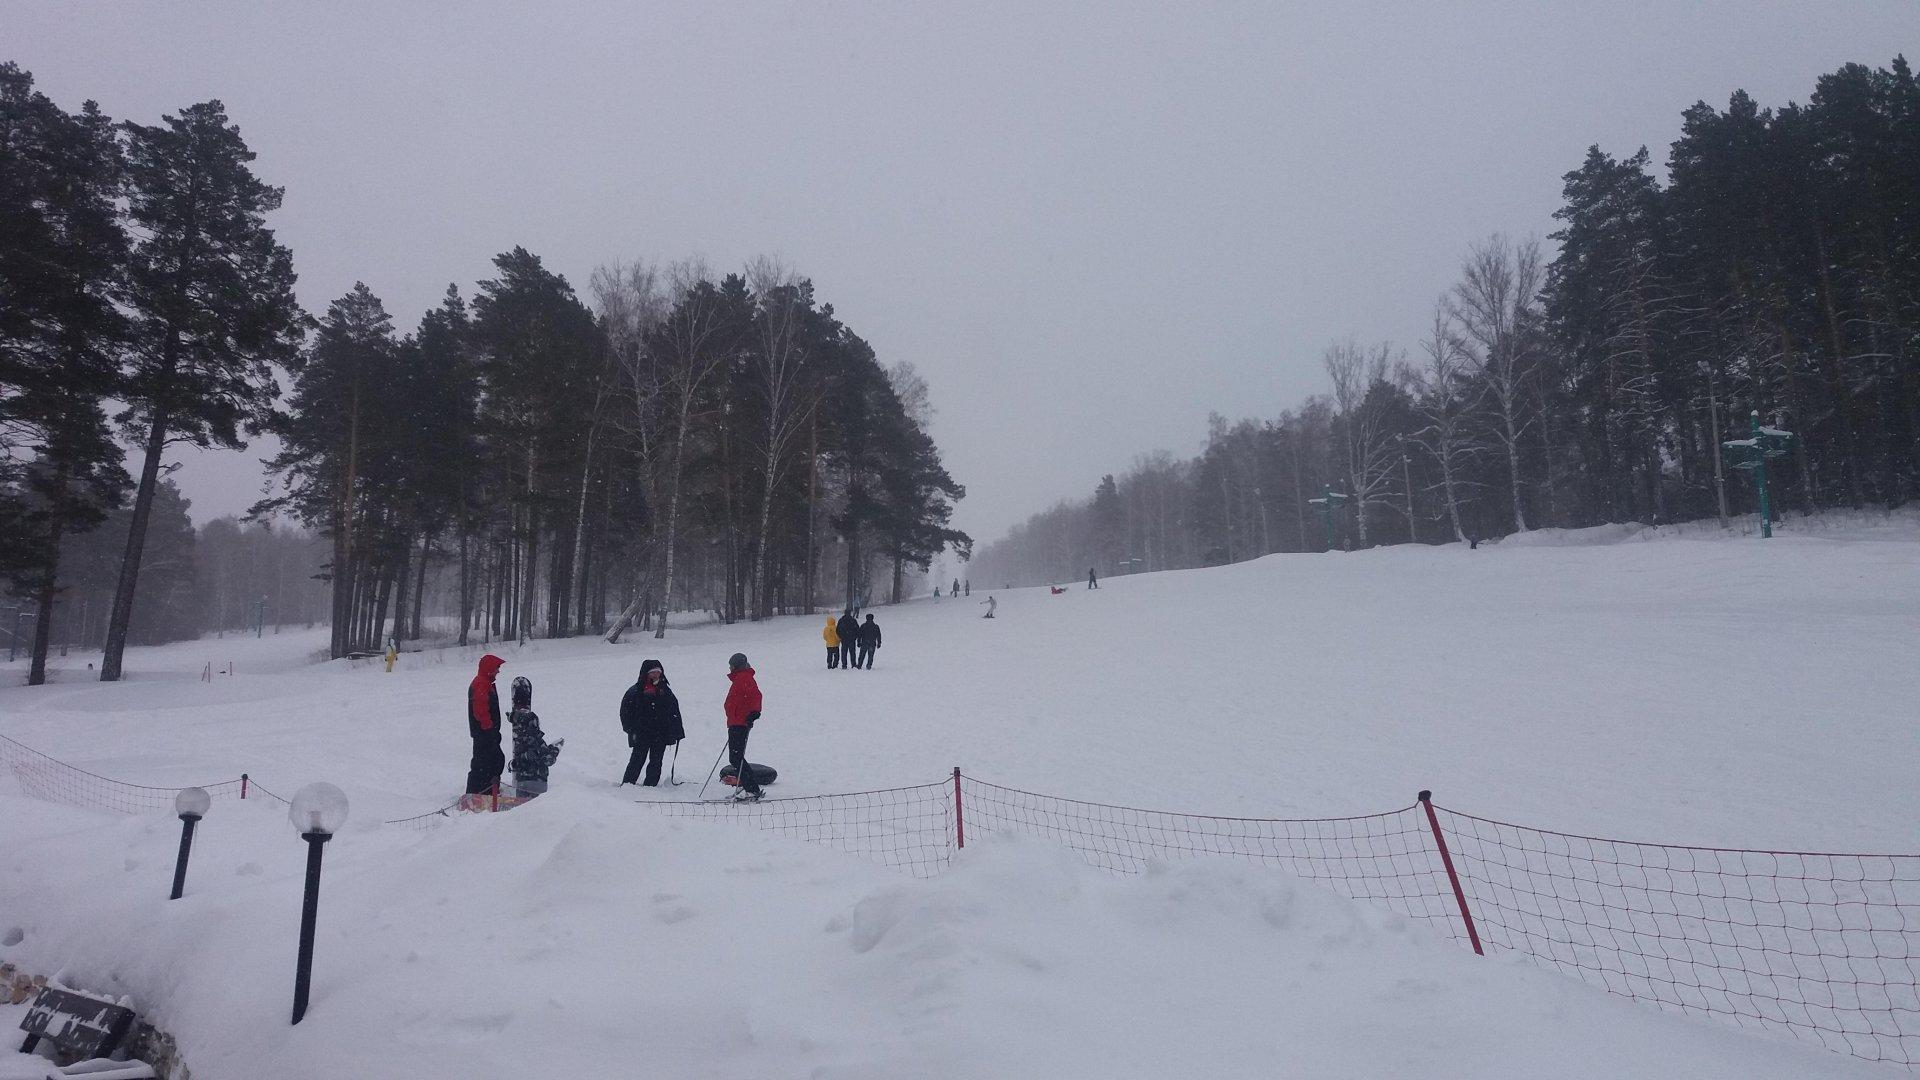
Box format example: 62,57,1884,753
19,985,136,1060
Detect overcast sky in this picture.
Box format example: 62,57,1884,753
9,1,1914,543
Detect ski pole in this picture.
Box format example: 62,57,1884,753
696,739,727,800
669,741,682,785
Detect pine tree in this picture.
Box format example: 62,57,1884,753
0,64,132,684
100,100,302,680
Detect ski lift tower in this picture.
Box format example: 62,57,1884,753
1305,486,1352,552
1721,411,1794,538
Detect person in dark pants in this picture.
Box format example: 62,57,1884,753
836,610,860,671
1088,566,1099,589
724,652,763,800
620,659,685,786
823,616,840,668
464,653,507,804
856,613,881,669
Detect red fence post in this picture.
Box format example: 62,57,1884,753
240,773,249,800
952,767,965,850
1419,790,1483,956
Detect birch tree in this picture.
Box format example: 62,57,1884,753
1451,234,1545,533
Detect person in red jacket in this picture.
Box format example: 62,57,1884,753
464,654,507,802
723,652,764,801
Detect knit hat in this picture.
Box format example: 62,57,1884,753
728,652,749,672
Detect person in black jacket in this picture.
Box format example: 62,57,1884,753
836,610,860,671
620,659,685,786
856,613,881,669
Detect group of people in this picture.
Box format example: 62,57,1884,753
823,610,882,669
462,648,769,806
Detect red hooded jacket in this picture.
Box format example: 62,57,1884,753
469,654,505,739
724,667,762,728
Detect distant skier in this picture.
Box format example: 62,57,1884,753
953,578,961,597
822,616,840,669
964,580,969,597
507,676,562,797
856,613,881,669
463,654,507,805
836,610,860,671
620,659,685,786
724,652,764,800
981,595,997,619
1088,566,1098,589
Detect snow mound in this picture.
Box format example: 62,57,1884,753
0,791,1893,1079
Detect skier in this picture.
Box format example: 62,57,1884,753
836,610,860,671
463,653,507,806
856,613,881,669
1088,566,1099,589
620,659,685,786
980,595,997,619
953,577,961,598
723,652,764,800
507,676,562,798
964,580,969,597
822,615,840,669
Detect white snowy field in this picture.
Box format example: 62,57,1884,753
2,520,1917,1078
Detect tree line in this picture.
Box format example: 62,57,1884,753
1,60,968,680
973,57,1919,587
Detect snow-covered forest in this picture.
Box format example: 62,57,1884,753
0,61,967,681
972,57,1920,587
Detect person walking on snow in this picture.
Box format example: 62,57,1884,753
836,610,860,671
724,652,764,800
822,616,840,669
620,659,685,786
953,578,961,598
856,613,882,668
1088,566,1099,589
464,653,507,804
507,676,562,797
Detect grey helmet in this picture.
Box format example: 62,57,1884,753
727,652,750,672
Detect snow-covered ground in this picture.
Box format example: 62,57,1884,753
3,522,1916,1077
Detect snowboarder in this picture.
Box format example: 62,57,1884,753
620,659,685,786
856,613,881,669
980,595,997,618
822,616,840,669
1088,566,1099,589
836,610,860,671
507,676,562,797
724,652,764,800
463,654,507,804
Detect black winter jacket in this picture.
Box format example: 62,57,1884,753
858,618,881,646
621,678,686,745
836,614,860,645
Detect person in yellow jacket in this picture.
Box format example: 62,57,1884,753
822,616,840,669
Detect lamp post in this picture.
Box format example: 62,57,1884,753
289,782,349,1025
169,787,211,900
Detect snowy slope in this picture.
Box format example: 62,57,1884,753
3,526,1917,1077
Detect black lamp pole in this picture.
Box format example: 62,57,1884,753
291,830,331,1024
169,815,200,900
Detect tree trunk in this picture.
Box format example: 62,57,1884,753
100,393,173,682
27,463,69,686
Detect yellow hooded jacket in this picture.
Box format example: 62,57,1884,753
823,617,839,647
